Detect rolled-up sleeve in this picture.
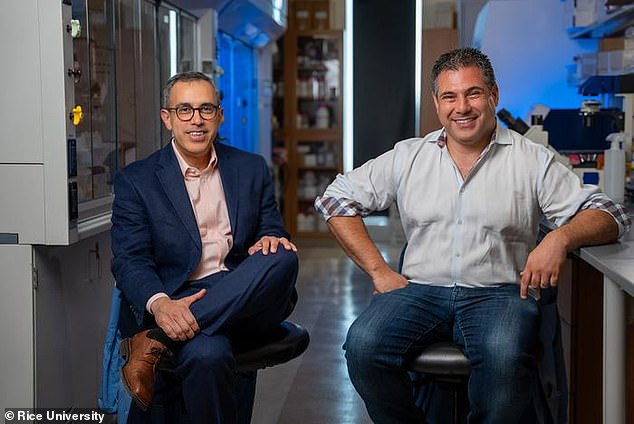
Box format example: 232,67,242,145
579,193,631,238
314,195,368,220
314,147,401,221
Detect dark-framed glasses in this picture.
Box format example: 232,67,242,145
165,103,221,121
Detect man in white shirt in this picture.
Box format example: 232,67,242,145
315,47,630,423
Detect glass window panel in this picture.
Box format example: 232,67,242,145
115,0,162,164
71,0,193,216
179,14,195,73
115,0,138,166
72,0,117,207
138,1,162,156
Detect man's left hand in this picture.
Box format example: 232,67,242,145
248,236,298,255
520,231,568,299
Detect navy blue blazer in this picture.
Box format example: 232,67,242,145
111,142,288,327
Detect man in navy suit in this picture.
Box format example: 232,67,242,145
111,71,298,424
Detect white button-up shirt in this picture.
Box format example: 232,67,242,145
316,125,629,287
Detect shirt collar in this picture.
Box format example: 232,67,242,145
428,121,510,148
171,139,217,178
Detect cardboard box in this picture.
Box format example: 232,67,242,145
600,37,625,51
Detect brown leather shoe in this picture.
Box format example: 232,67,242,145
119,329,170,410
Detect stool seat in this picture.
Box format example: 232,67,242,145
234,321,310,373
157,321,310,374
409,343,471,423
410,343,471,378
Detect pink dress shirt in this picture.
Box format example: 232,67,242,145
146,142,233,313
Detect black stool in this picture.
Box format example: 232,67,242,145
132,321,310,424
410,343,470,424
234,321,310,372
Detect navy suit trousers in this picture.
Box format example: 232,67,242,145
128,248,298,424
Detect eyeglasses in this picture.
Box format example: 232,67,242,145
165,103,221,121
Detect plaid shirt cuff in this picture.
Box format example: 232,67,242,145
314,196,371,220
580,196,631,238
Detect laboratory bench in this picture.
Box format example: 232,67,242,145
559,204,634,424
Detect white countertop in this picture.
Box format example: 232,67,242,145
576,207,634,297
578,236,634,297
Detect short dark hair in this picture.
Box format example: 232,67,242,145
431,47,496,95
162,71,220,108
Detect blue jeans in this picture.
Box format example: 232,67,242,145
344,283,541,424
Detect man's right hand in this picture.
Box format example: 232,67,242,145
150,289,206,341
372,268,409,294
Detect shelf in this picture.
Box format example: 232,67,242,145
579,73,634,94
295,29,342,37
276,28,343,238
568,5,634,38
297,97,339,102
294,128,340,139
297,166,339,171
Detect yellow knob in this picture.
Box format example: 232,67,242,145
71,105,83,126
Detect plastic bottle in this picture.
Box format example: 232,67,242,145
603,132,626,203
315,104,329,129
311,74,319,99
318,76,326,99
